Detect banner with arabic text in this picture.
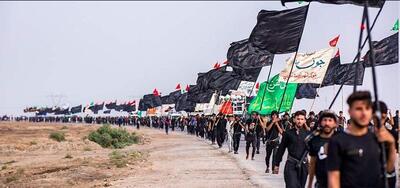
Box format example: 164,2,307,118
279,47,336,84
248,74,297,115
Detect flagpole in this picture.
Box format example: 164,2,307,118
309,83,323,112
363,3,388,188
353,8,366,92
328,4,384,109
277,3,310,114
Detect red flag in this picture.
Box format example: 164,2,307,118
128,100,135,106
213,62,221,69
223,60,229,65
153,88,159,96
329,35,340,47
185,85,190,92
255,82,260,89
175,84,181,90
335,49,340,58
219,100,233,115
361,24,366,30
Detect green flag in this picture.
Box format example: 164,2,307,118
392,19,399,31
248,74,297,115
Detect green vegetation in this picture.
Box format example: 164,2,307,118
49,132,66,142
109,150,145,168
109,150,127,168
88,125,139,149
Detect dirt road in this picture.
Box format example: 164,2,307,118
112,128,255,188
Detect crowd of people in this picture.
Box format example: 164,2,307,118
1,91,399,188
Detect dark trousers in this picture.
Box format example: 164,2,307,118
265,142,279,168
246,139,256,158
217,130,225,147
233,133,241,152
256,135,261,152
283,160,308,188
211,129,216,144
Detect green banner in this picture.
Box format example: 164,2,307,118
248,74,298,115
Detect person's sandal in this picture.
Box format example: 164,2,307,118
265,168,270,173
246,155,249,160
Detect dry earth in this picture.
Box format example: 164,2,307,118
0,122,254,188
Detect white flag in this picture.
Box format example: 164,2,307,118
279,47,337,84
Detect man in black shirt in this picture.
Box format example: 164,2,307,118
281,112,293,131
307,110,338,188
273,110,310,188
246,112,264,154
216,113,227,148
233,115,245,154
327,91,396,188
307,111,317,130
265,111,283,173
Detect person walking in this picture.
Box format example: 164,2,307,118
233,115,245,154
307,110,338,188
226,115,235,153
327,92,396,188
245,122,257,160
264,111,283,173
273,111,310,188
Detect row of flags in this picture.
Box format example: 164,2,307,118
25,0,398,116
244,1,397,114
114,1,400,115
25,100,137,116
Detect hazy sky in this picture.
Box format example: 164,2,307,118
0,1,399,115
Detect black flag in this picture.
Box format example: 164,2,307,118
248,5,308,54
335,63,365,85
187,85,215,103
281,0,385,8
227,39,274,69
196,66,242,94
105,101,117,110
138,94,162,111
89,103,104,114
321,56,341,86
161,90,182,104
115,104,124,112
296,83,319,99
36,107,52,116
363,32,398,67
70,105,82,114
232,67,262,82
122,101,136,112
209,71,242,95
175,93,196,112
54,108,69,115
322,56,365,86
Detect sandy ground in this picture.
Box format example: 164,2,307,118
112,129,254,188
0,122,254,188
